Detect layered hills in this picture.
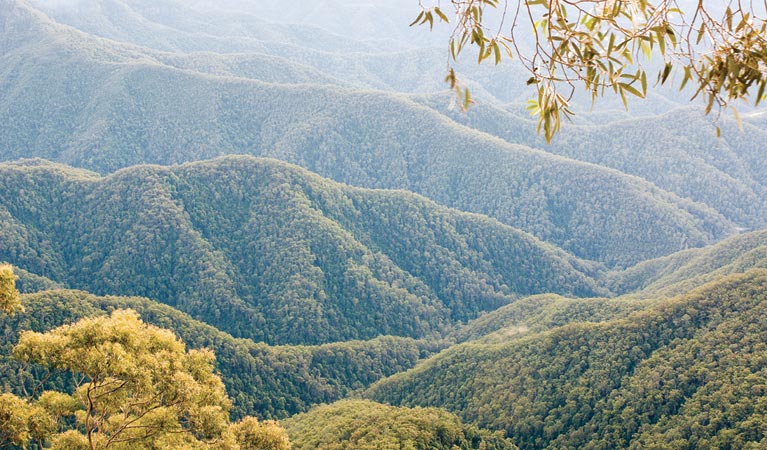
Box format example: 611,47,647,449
607,228,767,297
0,156,605,344
367,270,767,449
1,1,766,449
28,0,390,54
423,98,767,230
0,0,739,267
27,0,526,100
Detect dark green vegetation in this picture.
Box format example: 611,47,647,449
0,0,748,267
0,156,604,344
367,270,767,449
0,289,432,420
283,399,517,450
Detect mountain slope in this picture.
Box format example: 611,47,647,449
0,156,605,344
417,97,767,230
0,0,735,266
449,293,647,345
606,228,767,297
0,288,433,419
367,270,767,449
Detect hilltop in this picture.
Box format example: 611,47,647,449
0,156,605,344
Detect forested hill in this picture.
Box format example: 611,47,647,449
419,97,767,230
0,0,737,267
367,270,767,449
0,289,436,419
448,293,647,345
0,156,607,345
283,399,517,450
606,228,767,297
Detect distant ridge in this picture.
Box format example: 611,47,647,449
607,228,767,297
0,1,735,266
419,97,767,230
0,156,604,344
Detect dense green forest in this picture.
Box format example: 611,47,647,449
2,0,767,448
0,157,605,344
5,245,767,447
367,271,767,449
0,0,745,267
283,400,517,450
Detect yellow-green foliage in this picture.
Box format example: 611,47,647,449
0,264,21,316
284,399,516,450
369,271,767,449
0,392,55,448
9,309,290,449
230,417,291,450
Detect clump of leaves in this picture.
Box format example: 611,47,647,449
0,264,22,316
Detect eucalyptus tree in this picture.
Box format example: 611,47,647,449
0,267,290,450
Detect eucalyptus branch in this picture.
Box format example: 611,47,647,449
412,0,767,141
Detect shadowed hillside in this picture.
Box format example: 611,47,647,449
0,289,436,419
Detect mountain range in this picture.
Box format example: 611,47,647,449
1,0,767,448
0,156,605,344
1,0,758,268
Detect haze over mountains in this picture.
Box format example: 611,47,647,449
1,0,767,448
2,0,762,268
